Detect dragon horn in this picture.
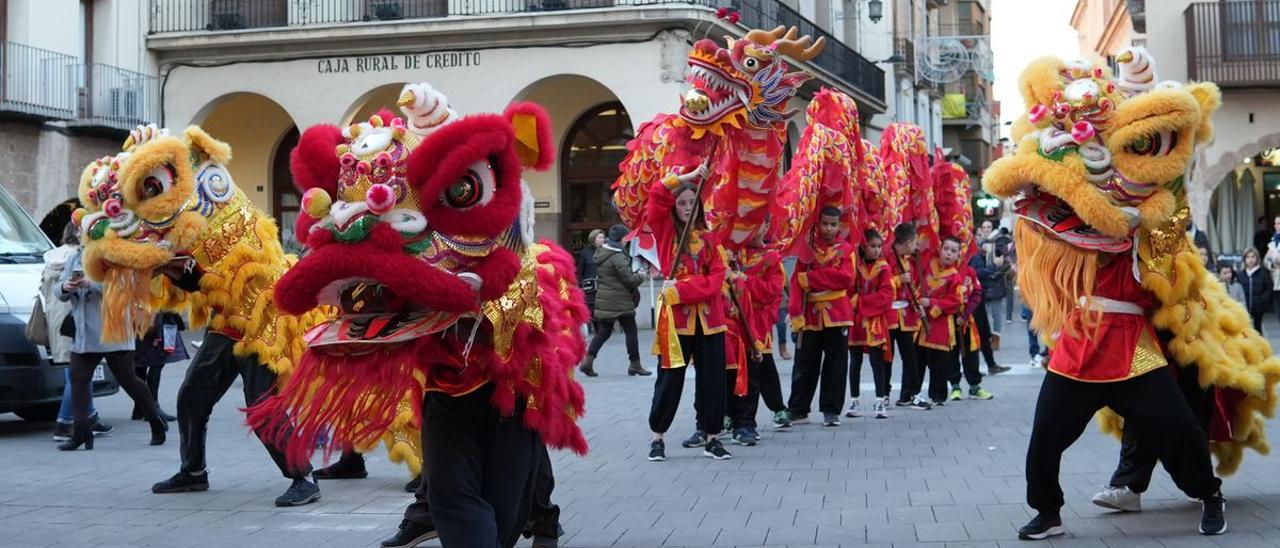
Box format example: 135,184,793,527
775,34,826,62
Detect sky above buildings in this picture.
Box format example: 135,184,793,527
990,0,1081,136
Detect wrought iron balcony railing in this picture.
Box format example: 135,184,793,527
74,64,161,131
0,42,78,120
148,0,885,103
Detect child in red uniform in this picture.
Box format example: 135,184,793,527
645,164,733,462
917,236,967,406
847,229,894,419
949,258,994,401
887,224,931,410
726,224,789,442
787,207,856,427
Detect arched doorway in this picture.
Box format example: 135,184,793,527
342,83,405,127
560,102,633,251
272,127,302,253
192,92,299,246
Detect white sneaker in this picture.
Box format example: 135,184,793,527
844,398,862,418
1029,355,1044,368
1091,485,1141,512
873,398,888,419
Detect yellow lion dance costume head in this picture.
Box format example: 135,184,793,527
984,48,1279,474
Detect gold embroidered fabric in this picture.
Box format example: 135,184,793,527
1128,327,1168,378
482,244,547,360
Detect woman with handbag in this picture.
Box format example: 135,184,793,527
576,229,604,334
132,312,188,422
579,225,650,377
55,245,167,450
39,224,111,441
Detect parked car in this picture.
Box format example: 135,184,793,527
0,187,117,421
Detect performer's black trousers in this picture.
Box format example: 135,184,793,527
1110,365,1212,494
890,328,921,402
1026,370,1221,515
916,347,953,402
648,327,727,436
404,441,561,542
849,345,892,399
947,346,983,388
973,301,1000,369
754,353,787,414
726,355,760,430
177,332,307,478
403,384,540,548
788,327,849,416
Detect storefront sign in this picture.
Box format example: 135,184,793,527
317,52,482,74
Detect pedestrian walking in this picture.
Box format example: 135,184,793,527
579,224,649,377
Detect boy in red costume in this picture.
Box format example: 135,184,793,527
726,223,790,442
887,223,931,410
916,236,967,406
847,229,894,419
948,254,994,401
787,207,855,427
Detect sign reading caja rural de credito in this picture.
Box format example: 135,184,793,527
317,52,482,74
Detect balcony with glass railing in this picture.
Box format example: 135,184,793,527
148,0,885,105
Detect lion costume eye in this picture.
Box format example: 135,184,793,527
442,160,495,210
140,164,176,199
1127,130,1178,157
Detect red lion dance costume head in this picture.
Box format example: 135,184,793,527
249,87,589,466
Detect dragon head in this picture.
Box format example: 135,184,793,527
278,84,553,331
984,48,1221,252
679,26,823,137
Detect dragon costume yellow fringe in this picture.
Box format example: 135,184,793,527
984,49,1279,475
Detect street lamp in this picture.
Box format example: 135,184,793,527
868,0,883,23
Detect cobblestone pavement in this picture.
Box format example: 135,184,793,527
2,317,1279,548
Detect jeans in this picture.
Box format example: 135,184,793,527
986,299,1006,333
57,367,96,423
1022,306,1041,358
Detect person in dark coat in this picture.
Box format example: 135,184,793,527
576,229,605,333
579,225,650,377
1239,247,1271,334
132,312,188,422
969,253,1009,375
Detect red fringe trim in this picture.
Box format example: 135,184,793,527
245,344,424,471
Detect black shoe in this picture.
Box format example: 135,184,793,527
152,472,210,493
313,452,369,480
702,438,732,460
89,416,114,437
403,475,422,493
647,439,666,462
157,408,178,422
52,421,72,442
148,412,169,446
275,478,321,507
1017,513,1065,540
131,407,145,421
380,521,438,548
680,431,707,448
988,364,1012,375
1200,491,1227,535
57,421,93,451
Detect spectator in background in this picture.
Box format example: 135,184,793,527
1265,217,1280,328
576,229,605,335
579,225,649,377
44,224,111,442
1187,223,1211,256
132,312,188,422
1220,264,1247,308
1197,245,1216,271
1241,247,1271,334
1253,216,1270,258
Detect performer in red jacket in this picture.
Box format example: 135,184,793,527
787,207,856,427
886,223,931,410
949,258,994,401
645,164,733,462
725,223,790,442
916,236,968,406
847,228,895,419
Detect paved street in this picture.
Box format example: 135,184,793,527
2,316,1279,548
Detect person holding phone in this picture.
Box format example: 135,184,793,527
55,246,168,451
